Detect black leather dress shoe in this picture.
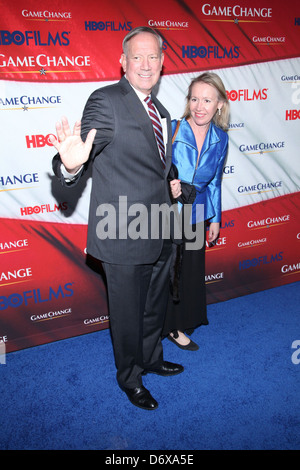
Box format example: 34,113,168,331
142,361,184,376
122,386,158,410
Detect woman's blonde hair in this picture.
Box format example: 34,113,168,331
182,72,230,131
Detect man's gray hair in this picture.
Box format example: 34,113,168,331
122,26,163,56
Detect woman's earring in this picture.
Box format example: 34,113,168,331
218,108,221,116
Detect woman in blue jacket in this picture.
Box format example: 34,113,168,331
165,72,230,350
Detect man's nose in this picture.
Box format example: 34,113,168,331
141,58,151,69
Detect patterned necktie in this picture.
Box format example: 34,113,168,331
145,96,166,167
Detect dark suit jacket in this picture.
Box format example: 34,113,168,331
53,76,174,265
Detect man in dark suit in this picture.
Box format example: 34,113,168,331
51,27,183,410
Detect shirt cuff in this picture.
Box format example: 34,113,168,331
61,164,83,182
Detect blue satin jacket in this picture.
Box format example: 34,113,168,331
172,118,228,224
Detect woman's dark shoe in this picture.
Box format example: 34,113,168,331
167,331,199,351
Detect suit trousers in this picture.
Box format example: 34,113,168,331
102,239,172,389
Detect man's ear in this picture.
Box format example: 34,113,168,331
160,52,165,70
120,53,127,73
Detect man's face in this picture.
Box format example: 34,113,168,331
120,32,164,95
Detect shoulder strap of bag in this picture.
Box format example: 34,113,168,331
172,120,180,144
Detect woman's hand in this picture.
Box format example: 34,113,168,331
170,179,182,199
208,222,220,243
50,116,96,174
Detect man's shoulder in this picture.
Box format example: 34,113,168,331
90,76,130,99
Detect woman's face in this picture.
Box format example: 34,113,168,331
189,82,222,129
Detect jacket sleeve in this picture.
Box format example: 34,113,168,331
81,88,115,161
206,134,228,223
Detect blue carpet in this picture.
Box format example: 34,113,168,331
0,282,299,450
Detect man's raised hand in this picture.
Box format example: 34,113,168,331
50,116,96,174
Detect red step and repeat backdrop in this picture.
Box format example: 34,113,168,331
1,0,300,352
